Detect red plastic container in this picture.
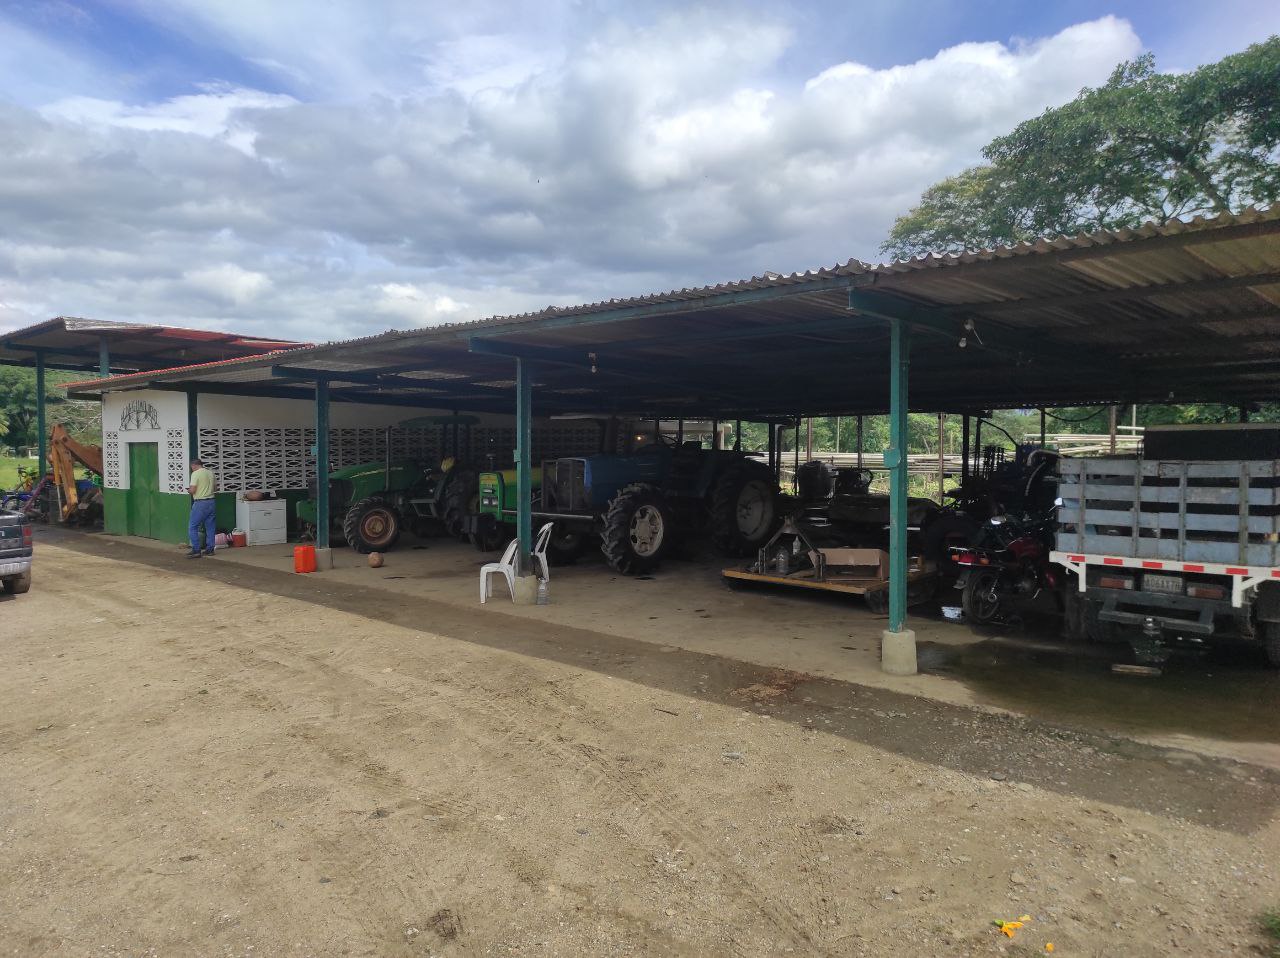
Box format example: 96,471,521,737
293,544,317,574
231,531,247,548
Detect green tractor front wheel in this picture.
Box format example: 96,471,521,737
343,497,401,554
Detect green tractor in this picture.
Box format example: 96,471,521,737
296,416,481,553
472,437,780,573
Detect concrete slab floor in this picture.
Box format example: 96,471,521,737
61,526,1280,769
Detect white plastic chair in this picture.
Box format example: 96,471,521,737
531,522,555,582
480,538,519,603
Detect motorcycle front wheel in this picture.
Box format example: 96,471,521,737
961,568,1004,624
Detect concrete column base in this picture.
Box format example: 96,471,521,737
881,628,917,675
511,573,539,605
314,547,334,570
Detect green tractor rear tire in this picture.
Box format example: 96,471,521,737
710,461,780,557
601,483,672,575
343,497,401,554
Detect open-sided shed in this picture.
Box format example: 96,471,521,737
69,206,1280,671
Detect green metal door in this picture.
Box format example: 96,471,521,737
127,443,158,538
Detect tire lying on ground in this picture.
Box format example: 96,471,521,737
709,461,780,557
343,497,401,554
601,483,673,575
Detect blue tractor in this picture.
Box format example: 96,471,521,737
527,437,781,574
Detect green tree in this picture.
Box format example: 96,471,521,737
882,38,1280,259
0,366,90,448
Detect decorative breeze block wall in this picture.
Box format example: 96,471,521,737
197,423,606,492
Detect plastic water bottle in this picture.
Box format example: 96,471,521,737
536,578,550,605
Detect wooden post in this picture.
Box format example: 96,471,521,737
1109,405,1118,454
855,415,863,469
806,418,813,459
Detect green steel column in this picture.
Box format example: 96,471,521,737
35,350,47,475
315,379,330,551
98,336,110,377
515,358,533,572
887,318,911,633
186,391,199,460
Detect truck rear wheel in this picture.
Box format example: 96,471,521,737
3,571,31,595
1265,622,1280,668
710,462,779,557
343,497,401,554
601,484,672,575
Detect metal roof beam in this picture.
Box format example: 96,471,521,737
468,337,760,409
846,289,1068,366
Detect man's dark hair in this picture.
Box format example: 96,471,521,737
191,458,204,467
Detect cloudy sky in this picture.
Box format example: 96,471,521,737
2,1,1278,344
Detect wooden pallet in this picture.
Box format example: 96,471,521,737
722,566,935,598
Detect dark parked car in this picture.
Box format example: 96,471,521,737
0,508,33,596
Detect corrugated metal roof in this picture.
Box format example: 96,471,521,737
0,316,306,374
68,206,1280,417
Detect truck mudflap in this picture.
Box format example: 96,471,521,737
1051,551,1280,608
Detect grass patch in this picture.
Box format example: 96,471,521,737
1261,909,1280,956
0,456,36,492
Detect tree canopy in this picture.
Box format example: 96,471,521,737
882,37,1280,259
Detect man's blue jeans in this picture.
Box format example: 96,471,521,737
189,499,216,553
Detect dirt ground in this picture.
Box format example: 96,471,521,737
3,533,1279,956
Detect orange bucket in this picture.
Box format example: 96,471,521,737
231,530,247,548
294,544,317,574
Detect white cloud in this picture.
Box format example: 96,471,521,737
0,12,1144,341
183,264,272,305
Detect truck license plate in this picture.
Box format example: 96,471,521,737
1143,572,1183,595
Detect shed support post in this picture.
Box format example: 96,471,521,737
35,350,47,475
1039,407,1047,446
516,358,534,575
767,424,776,477
98,337,110,378
961,414,970,484
937,412,946,503
856,415,863,469
735,419,742,452
882,318,916,675
1109,405,1118,454
315,379,331,553
186,391,199,461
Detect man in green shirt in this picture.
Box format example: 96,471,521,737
187,459,217,558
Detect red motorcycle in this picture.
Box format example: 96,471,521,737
949,503,1062,625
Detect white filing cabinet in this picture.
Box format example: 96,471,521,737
235,498,288,546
